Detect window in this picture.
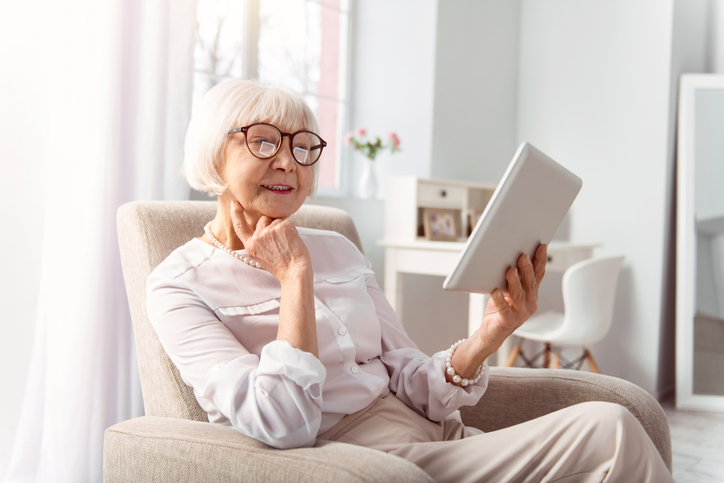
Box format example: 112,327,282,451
193,0,350,193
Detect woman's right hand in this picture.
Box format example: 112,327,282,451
231,200,319,356
230,200,313,284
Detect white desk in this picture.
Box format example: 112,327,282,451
377,239,598,365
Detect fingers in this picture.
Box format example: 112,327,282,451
534,243,547,283
230,201,254,244
518,253,537,294
491,289,510,314
255,215,275,232
506,266,526,306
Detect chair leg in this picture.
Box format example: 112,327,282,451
551,350,561,369
543,343,551,368
583,349,601,374
504,344,522,367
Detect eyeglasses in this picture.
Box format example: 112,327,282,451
227,123,327,166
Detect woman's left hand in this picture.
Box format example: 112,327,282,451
478,244,547,351
447,244,547,382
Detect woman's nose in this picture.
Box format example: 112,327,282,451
270,138,297,171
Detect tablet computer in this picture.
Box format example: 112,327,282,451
442,142,582,294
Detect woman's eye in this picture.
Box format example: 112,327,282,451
250,137,272,145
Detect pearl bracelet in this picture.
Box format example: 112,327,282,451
445,339,485,387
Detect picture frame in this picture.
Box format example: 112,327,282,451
422,208,458,241
468,208,483,236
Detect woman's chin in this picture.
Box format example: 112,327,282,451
265,198,306,220
260,206,297,220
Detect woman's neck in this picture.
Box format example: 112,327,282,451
204,201,260,251
208,216,243,250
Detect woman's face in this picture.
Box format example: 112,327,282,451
220,122,313,224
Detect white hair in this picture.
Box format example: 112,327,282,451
182,80,320,196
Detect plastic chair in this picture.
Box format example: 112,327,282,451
505,256,625,373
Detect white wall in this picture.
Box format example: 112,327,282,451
425,1,522,352
515,0,711,396
349,0,438,199
517,0,672,394
711,0,724,73
660,0,712,397
350,1,523,355
431,0,521,184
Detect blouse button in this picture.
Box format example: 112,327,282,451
351,365,359,374
338,327,348,336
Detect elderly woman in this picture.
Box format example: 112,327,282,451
147,80,672,482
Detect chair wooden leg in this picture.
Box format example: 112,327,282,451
551,351,561,369
583,349,601,374
543,343,551,368
504,344,522,367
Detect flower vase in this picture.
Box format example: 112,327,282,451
358,158,378,199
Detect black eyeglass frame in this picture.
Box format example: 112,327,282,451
227,123,327,166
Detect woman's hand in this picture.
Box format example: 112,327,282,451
230,200,319,357
230,200,312,284
478,243,547,353
447,244,547,383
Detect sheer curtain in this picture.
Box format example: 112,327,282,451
4,0,196,481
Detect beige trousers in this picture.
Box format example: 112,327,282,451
318,393,673,483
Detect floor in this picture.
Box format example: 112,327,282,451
662,398,724,482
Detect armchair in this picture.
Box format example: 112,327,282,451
104,201,671,482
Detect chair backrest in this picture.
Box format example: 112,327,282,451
557,256,625,346
117,200,363,421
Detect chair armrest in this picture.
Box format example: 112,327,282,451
104,416,434,483
458,367,672,472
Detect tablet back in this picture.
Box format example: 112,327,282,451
442,143,582,294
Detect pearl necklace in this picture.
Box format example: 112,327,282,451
204,222,264,269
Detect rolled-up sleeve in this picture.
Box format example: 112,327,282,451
364,273,489,421
147,273,326,449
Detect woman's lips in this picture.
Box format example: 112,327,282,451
262,184,293,194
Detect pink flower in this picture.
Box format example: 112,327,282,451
343,132,353,146
388,132,400,148
355,127,367,138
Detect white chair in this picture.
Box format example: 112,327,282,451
505,256,625,373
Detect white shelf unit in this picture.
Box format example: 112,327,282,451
384,177,497,243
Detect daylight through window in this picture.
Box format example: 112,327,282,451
193,0,350,192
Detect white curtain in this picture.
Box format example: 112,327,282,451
4,0,196,481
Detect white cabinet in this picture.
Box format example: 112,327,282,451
384,177,497,243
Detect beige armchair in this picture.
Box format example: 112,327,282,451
104,201,672,482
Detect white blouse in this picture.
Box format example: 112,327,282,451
147,227,489,449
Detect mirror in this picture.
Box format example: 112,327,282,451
676,74,724,411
